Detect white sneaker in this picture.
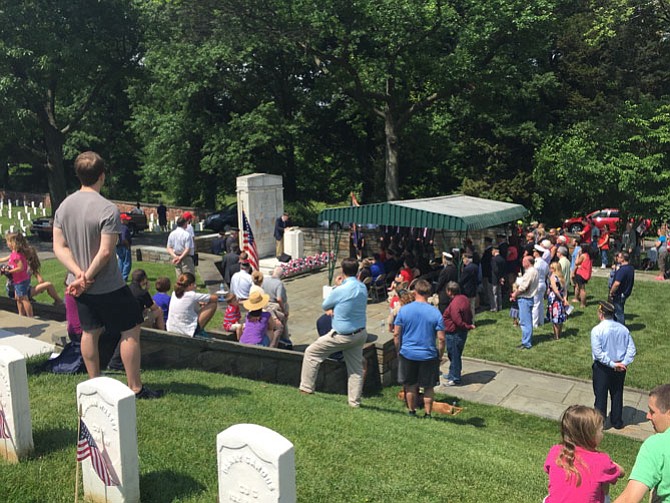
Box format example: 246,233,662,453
601,264,606,269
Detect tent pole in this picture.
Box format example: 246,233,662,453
327,226,341,285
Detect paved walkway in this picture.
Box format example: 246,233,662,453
435,358,653,441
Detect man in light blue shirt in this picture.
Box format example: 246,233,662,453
299,258,368,407
591,300,636,429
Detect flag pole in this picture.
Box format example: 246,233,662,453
101,429,108,503
1,404,9,462
75,404,82,503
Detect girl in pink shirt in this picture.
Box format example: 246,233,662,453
0,233,33,317
544,405,624,503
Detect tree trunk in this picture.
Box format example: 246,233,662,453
43,125,67,213
384,110,400,201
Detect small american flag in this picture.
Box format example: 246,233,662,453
242,210,259,271
0,406,11,440
77,419,119,486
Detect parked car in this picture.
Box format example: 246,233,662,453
562,209,651,235
30,211,148,241
203,203,238,232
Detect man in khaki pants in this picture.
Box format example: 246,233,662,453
299,258,368,407
274,213,290,257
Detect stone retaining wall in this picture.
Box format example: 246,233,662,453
139,328,382,396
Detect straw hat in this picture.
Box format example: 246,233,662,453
243,291,270,311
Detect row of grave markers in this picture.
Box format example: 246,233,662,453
0,346,296,502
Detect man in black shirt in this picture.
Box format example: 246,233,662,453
609,252,635,325
459,253,479,320
491,246,507,312
436,252,458,313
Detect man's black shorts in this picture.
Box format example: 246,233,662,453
397,355,440,388
75,286,143,333
574,273,589,286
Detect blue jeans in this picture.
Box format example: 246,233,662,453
613,295,626,325
116,246,132,282
601,249,608,267
445,331,468,382
518,297,533,348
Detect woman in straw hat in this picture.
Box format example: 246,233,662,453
240,291,280,347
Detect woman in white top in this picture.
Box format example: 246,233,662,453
166,273,218,337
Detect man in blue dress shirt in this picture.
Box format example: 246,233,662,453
299,257,368,407
591,300,636,429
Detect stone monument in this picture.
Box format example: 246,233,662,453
77,377,139,502
217,423,296,502
237,174,284,259
0,346,33,462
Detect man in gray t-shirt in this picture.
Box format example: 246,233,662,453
261,266,289,338
53,151,162,399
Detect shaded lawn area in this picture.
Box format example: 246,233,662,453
0,367,642,502
466,276,667,390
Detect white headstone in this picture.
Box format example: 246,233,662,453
217,423,296,503
9,225,14,233
39,202,43,209
42,208,46,216
284,229,303,260
77,377,139,503
31,201,34,208
0,346,34,462
8,210,12,219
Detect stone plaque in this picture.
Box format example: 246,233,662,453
0,346,33,462
77,377,139,503
217,423,296,503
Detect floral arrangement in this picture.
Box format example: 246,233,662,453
280,252,334,277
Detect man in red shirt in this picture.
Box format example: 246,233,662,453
441,281,475,386
580,217,592,246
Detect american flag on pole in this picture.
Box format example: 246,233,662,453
242,210,259,271
0,406,11,440
77,419,119,486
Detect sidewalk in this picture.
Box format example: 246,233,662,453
436,358,653,441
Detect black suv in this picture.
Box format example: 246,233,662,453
203,203,238,232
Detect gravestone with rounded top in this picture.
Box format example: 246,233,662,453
217,423,296,502
0,346,33,462
77,377,139,502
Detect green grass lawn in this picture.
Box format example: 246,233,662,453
466,275,667,390
0,366,643,502
34,258,226,328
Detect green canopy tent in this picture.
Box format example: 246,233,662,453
318,195,528,283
